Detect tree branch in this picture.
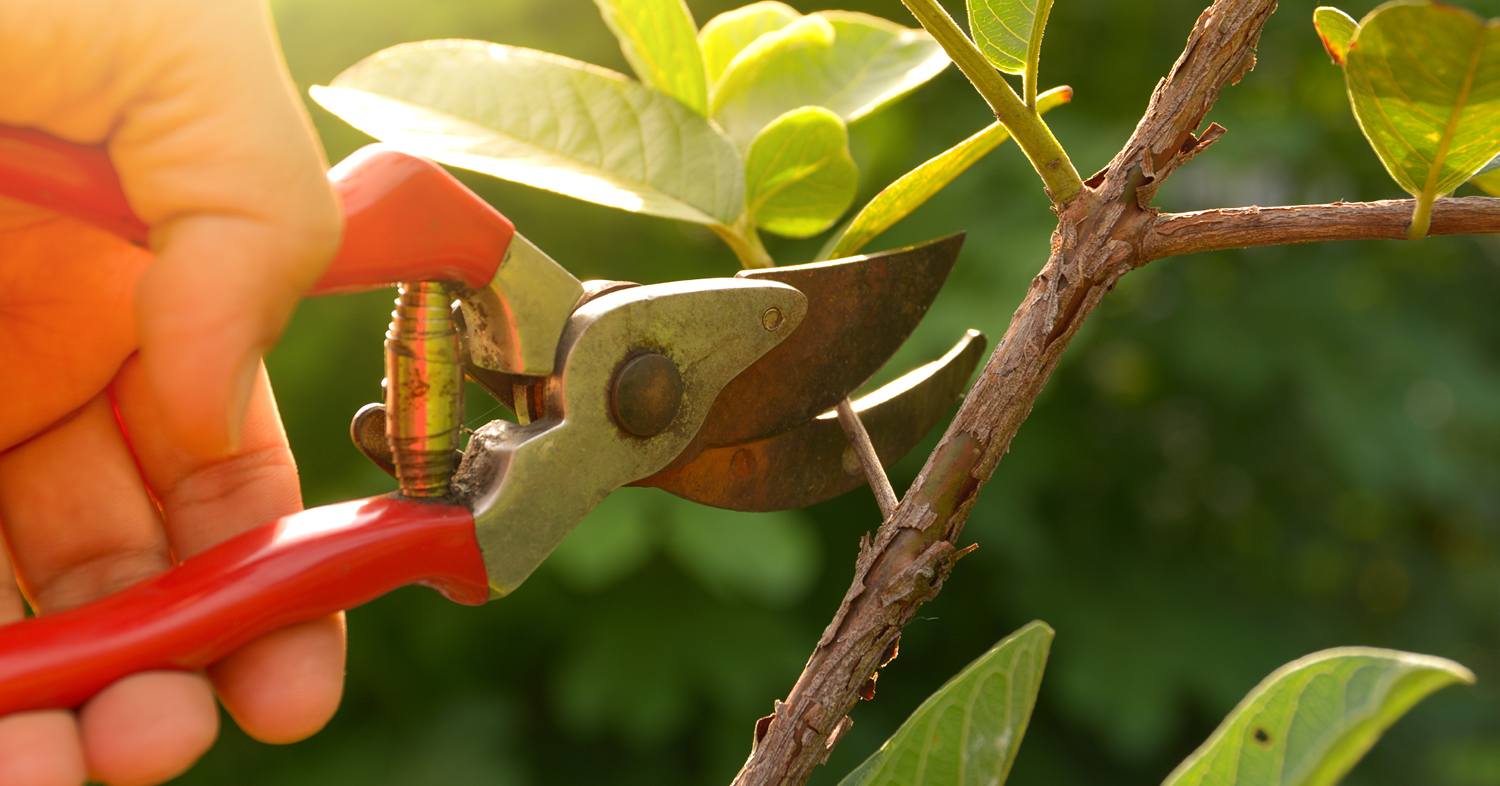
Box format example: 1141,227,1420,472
1143,197,1500,260
731,2,1279,785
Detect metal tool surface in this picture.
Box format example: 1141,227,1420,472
637,330,987,511
0,125,985,716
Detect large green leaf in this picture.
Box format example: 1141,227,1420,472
593,0,708,116
699,1,800,85
1313,6,1359,66
710,12,950,149
819,85,1071,261
1343,1,1500,236
745,106,858,238
836,621,1053,786
968,0,1054,75
1163,647,1474,786
311,41,743,226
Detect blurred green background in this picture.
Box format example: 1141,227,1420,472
171,0,1500,783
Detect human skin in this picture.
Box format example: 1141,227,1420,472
0,0,346,783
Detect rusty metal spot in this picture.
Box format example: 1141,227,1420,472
730,448,757,479
638,331,986,511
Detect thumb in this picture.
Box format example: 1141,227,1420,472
107,0,340,458
134,214,329,458
2,0,339,457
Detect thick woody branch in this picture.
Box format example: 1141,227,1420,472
1143,197,1500,259
730,2,1278,786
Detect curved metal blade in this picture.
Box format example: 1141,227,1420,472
636,329,987,511
670,233,964,471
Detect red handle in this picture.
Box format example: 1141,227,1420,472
0,496,490,716
0,125,514,293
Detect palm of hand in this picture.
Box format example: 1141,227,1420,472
0,216,344,786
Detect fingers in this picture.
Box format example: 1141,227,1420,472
116,0,341,458
0,712,85,786
111,355,346,743
135,214,334,460
0,395,170,611
0,540,86,786
0,394,218,786
205,615,347,744
0,0,341,459
77,674,218,786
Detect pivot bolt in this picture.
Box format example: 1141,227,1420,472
611,353,684,437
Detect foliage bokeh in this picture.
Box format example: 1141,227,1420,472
170,0,1500,783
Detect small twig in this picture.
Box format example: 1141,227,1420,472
834,398,898,519
1142,197,1500,260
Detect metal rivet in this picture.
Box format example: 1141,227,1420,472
611,353,684,437
762,307,784,331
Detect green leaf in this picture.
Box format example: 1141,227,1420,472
1342,1,1500,238
592,0,709,116
968,0,1054,76
1163,647,1474,786
1471,168,1500,195
837,621,1053,786
745,107,858,238
311,41,743,226
699,1,800,85
710,12,949,149
1313,7,1359,66
819,85,1071,261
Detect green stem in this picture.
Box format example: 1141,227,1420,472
710,214,774,269
901,0,1081,204
1408,193,1435,240
1024,0,1054,108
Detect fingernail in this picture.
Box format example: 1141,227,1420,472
226,353,261,455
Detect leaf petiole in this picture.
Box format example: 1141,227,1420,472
711,214,775,269
899,0,1081,204
1024,0,1053,108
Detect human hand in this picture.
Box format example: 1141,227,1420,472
0,0,345,783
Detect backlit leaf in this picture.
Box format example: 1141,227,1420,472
968,0,1053,75
710,12,949,149
1470,169,1500,195
836,621,1053,786
1343,1,1500,235
593,0,708,115
699,1,800,85
312,41,743,226
745,107,858,238
1313,7,1359,65
819,85,1071,261
1163,647,1474,786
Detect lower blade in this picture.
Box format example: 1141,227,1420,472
636,330,987,512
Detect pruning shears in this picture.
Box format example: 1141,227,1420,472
0,125,985,716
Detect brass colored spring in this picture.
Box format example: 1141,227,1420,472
385,282,464,497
